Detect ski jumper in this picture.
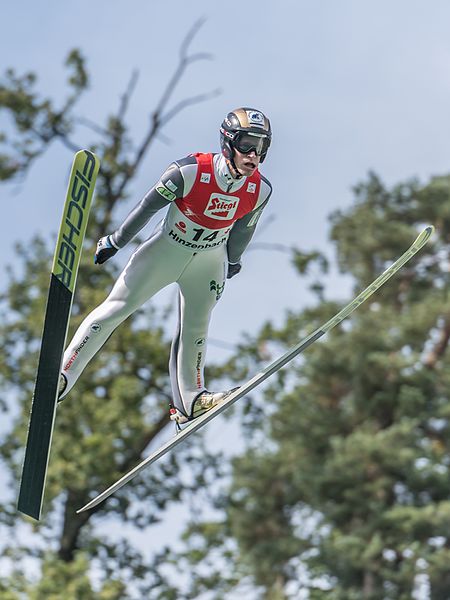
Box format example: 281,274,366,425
60,152,272,416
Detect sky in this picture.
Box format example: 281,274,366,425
3,0,450,348
1,0,450,593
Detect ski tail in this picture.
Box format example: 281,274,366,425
18,150,100,521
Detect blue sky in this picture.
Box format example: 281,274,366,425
2,1,450,347
2,0,450,579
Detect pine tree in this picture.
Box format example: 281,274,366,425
176,173,450,599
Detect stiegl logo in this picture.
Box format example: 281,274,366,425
55,151,97,290
204,193,240,220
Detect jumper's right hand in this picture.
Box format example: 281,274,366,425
227,261,242,279
94,235,118,264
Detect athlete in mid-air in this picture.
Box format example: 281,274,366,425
58,107,273,424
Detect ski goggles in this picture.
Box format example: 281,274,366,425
233,132,271,156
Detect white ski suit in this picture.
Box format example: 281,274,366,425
60,152,272,417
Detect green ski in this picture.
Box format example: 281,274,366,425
18,150,100,520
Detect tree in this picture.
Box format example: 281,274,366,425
173,173,450,599
0,20,223,598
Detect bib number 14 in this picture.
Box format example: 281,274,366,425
192,228,221,242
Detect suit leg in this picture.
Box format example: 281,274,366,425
61,232,186,397
169,246,227,415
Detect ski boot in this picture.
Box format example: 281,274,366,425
169,388,238,426
57,373,67,402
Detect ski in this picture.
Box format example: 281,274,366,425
18,150,100,520
77,225,433,514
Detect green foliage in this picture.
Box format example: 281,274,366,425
176,173,450,598
27,553,126,600
0,49,88,180
0,44,222,598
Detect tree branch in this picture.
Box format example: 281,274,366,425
248,242,293,254
120,411,170,474
75,116,109,136
118,69,139,123
113,17,220,201
423,317,450,369
158,88,221,129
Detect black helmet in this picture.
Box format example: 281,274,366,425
220,107,272,163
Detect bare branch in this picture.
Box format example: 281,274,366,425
248,242,293,254
180,16,207,59
184,51,214,63
158,87,221,128
208,337,237,350
57,135,83,153
26,122,80,155
120,411,170,474
113,19,220,200
153,19,209,117
253,214,276,239
59,94,80,118
58,403,171,558
423,318,450,369
155,130,172,146
76,116,109,137
118,69,139,122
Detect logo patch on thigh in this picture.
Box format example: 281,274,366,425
210,279,225,301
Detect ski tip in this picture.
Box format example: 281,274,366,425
415,225,434,247
74,148,100,162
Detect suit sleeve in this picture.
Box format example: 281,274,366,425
226,176,272,264
110,161,186,248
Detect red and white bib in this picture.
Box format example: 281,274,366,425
162,153,261,251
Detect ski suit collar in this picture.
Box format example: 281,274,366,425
213,153,247,192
